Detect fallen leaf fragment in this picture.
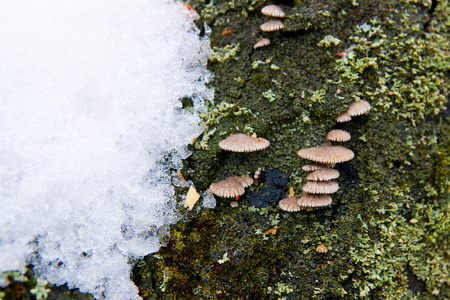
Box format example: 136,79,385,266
184,186,200,211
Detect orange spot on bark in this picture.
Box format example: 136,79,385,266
264,225,283,235
222,28,232,35
336,52,344,57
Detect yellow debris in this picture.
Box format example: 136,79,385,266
184,186,200,211
288,187,295,197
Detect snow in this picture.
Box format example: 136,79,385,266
0,1,212,299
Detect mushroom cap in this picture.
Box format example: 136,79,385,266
260,19,284,32
279,197,304,212
298,142,354,164
253,38,271,49
230,201,239,207
231,175,254,188
302,181,339,194
219,133,270,152
306,168,340,181
316,243,328,253
302,163,334,172
347,100,371,116
325,129,351,142
210,177,245,198
336,111,352,123
261,4,285,18
297,193,333,207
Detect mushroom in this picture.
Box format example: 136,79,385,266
253,167,263,185
298,141,354,164
306,168,340,181
278,197,304,212
347,99,371,116
209,176,253,198
230,201,239,208
336,111,352,123
302,163,334,172
325,129,351,142
261,5,285,18
297,193,332,207
253,38,271,49
232,175,254,188
219,133,270,152
302,181,339,194
260,19,284,32
316,243,328,253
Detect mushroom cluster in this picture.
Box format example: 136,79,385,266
209,133,270,206
254,4,285,49
279,100,371,212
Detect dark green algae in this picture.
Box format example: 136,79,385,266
132,0,449,299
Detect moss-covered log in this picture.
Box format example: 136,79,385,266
133,0,449,299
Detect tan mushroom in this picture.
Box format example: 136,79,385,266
279,197,304,212
260,19,284,32
209,176,253,198
298,142,354,164
302,181,339,194
261,4,285,18
297,193,332,207
302,163,334,172
306,168,340,181
219,133,270,152
210,177,244,198
336,111,352,123
233,176,254,188
347,100,371,116
253,167,262,185
325,129,351,142
253,38,271,49
316,243,328,253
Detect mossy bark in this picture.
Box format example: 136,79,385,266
3,1,447,299
133,0,449,299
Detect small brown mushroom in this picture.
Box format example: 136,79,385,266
316,243,328,253
325,129,351,142
278,197,304,212
297,193,332,207
233,176,254,188
261,4,285,18
302,163,334,172
302,181,339,194
347,100,371,116
336,111,352,123
219,133,270,152
253,38,271,49
260,19,284,32
298,142,354,164
306,168,340,181
253,167,262,185
210,176,251,198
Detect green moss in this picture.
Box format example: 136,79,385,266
0,267,94,300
